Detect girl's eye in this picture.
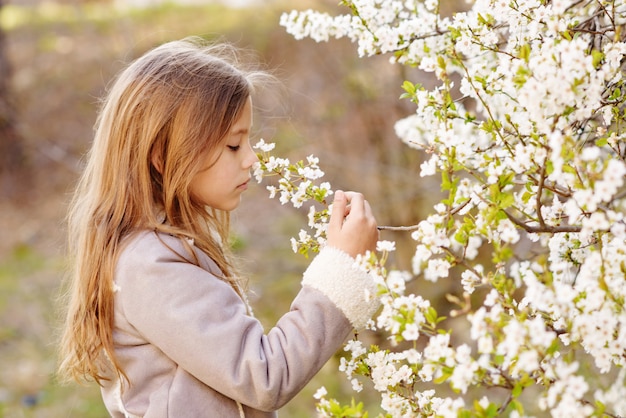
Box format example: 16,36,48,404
227,145,240,152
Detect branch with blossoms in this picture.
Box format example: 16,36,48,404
253,139,402,266
278,0,626,417
253,139,334,257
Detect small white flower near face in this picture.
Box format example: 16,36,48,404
401,322,420,341
252,162,264,183
461,270,480,294
386,270,408,294
313,386,327,400
376,240,396,252
253,138,275,153
350,378,363,392
424,258,451,282
420,155,438,177
266,185,277,199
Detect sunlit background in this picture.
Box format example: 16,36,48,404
0,0,446,416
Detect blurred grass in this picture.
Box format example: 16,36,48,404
0,244,108,417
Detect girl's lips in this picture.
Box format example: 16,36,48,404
237,178,250,189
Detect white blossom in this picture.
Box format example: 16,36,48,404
279,1,626,416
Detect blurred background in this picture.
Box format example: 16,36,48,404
0,0,445,416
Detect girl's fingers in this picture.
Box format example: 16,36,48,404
326,191,378,258
328,190,347,234
363,199,373,218
341,192,365,222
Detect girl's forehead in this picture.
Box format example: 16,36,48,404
233,97,253,128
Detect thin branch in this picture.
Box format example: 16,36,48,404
498,392,514,415
536,163,547,229
450,198,472,216
503,209,581,233
377,225,419,231
581,399,620,418
531,176,572,198
440,245,483,279
378,199,473,232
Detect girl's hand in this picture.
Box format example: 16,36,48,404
327,190,378,258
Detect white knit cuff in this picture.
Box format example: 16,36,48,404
302,247,380,330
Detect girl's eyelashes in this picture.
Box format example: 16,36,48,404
227,145,240,152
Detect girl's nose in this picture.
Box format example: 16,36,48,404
243,141,257,169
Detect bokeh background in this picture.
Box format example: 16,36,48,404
0,0,446,416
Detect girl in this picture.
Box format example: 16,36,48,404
58,37,380,417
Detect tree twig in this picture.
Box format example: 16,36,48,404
377,225,420,231
503,209,581,233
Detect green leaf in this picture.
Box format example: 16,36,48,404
476,12,494,26
591,50,604,68
434,369,452,384
449,26,461,40
493,244,513,264
545,159,554,175
458,411,472,418
298,245,310,258
546,337,560,356
563,164,577,175
518,43,531,62
437,55,447,71
594,400,606,416
510,400,524,414
485,403,499,417
442,170,453,191
425,306,439,326
401,80,415,94
454,228,468,245
498,192,515,209
400,80,423,102
498,172,514,188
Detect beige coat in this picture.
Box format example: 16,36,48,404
101,231,379,417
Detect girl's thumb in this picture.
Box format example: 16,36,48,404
328,190,346,233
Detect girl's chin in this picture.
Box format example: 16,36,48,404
222,197,244,212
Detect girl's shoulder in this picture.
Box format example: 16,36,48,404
119,230,183,260
117,230,219,274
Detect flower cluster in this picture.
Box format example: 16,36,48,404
253,139,333,257
279,0,626,417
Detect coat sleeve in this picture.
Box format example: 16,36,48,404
114,232,379,412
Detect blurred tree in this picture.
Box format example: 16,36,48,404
0,0,27,199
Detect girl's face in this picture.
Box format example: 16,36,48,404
190,97,256,211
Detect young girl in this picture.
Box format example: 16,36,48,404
58,37,380,417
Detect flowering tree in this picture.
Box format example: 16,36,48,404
257,1,626,416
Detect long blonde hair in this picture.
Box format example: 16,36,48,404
58,37,269,385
